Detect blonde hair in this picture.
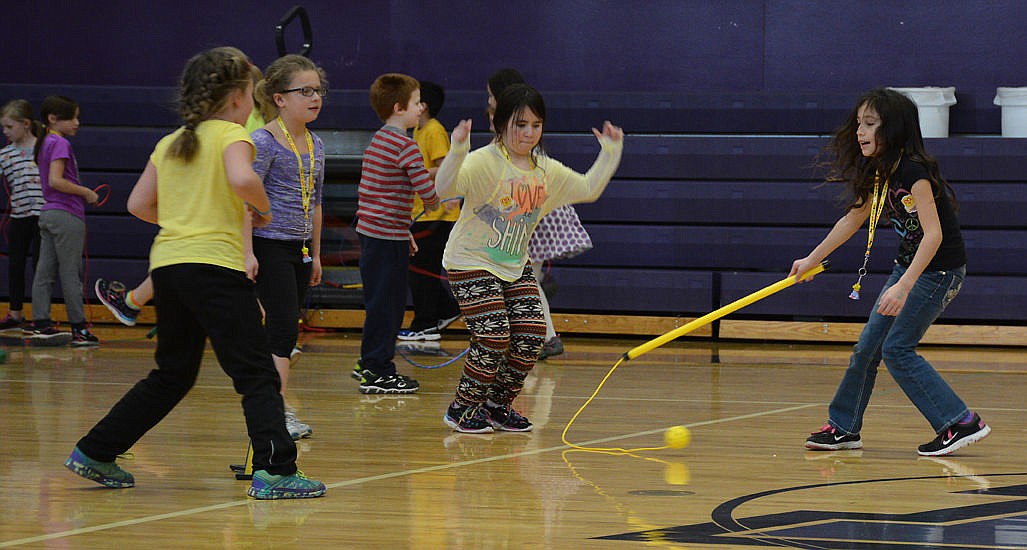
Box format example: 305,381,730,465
254,54,327,123
1,99,42,140
168,46,256,161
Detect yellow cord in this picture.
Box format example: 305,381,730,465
561,357,673,454
562,262,828,455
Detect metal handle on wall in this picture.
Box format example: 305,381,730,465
275,5,313,57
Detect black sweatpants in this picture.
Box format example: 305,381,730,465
76,263,297,475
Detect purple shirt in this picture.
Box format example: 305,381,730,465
251,128,324,241
38,133,86,220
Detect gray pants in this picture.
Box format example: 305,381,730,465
32,209,86,325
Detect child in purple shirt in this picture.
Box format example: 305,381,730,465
30,95,100,346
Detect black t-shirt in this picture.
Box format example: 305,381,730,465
884,157,966,270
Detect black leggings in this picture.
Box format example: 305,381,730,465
6,215,40,310
253,237,311,358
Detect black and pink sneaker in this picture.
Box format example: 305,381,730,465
917,413,991,456
805,424,863,450
484,402,533,432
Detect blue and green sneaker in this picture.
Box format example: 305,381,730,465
247,469,326,500
64,447,135,488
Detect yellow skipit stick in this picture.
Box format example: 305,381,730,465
623,261,828,361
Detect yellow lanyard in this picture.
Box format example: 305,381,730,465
276,117,315,258
850,170,888,300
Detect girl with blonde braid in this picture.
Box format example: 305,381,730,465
66,47,325,499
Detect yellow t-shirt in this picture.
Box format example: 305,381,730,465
149,120,254,272
244,107,265,134
411,118,459,222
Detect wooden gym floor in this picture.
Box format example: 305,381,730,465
1,325,1025,549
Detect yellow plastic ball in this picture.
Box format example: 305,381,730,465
664,425,691,449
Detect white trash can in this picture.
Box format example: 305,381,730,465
994,87,1027,137
887,86,957,138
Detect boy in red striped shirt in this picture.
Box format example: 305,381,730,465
353,73,440,394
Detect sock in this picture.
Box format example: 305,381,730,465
125,291,144,310
958,410,975,424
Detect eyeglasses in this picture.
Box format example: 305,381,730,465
281,86,327,98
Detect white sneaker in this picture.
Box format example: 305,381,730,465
397,328,441,341
436,314,461,331
284,410,312,440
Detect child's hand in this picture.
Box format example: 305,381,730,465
592,121,624,143
84,188,100,205
877,280,911,317
309,257,322,287
789,257,819,283
452,119,472,145
245,253,259,282
408,232,419,256
424,199,441,212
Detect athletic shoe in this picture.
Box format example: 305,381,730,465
71,327,100,347
436,313,461,331
95,279,140,326
24,324,72,347
350,359,372,381
359,372,420,394
443,402,495,434
917,413,991,456
397,328,442,342
805,424,863,450
396,341,448,356
284,410,312,440
247,469,326,500
538,336,564,360
64,446,135,488
27,323,65,339
0,312,27,332
484,401,533,432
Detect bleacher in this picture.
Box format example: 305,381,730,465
2,84,1024,344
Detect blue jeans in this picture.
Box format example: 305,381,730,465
828,263,967,435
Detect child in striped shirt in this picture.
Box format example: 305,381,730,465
0,100,44,330
353,73,440,394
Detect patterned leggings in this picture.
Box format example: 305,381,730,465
447,265,546,407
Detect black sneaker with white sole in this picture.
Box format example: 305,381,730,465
917,413,991,456
358,372,419,394
805,424,863,450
